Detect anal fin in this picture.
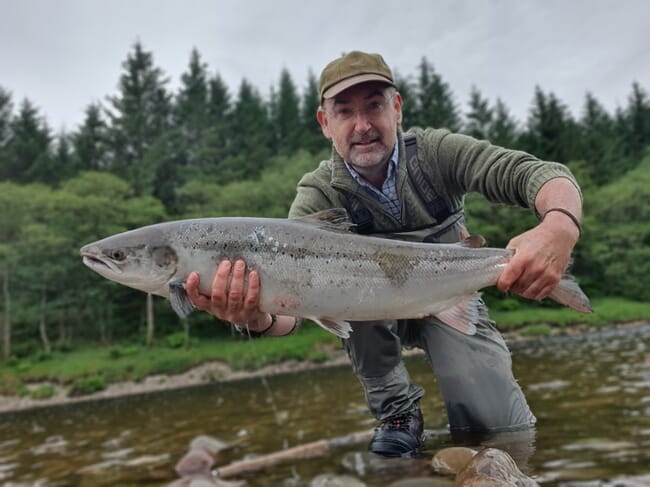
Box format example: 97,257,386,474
434,293,481,335
313,318,353,338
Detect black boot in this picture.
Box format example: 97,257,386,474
368,407,424,457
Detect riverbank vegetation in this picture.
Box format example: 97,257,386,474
1,297,649,401
1,42,649,381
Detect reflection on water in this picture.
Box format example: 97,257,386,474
0,324,648,486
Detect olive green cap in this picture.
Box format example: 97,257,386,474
319,51,395,101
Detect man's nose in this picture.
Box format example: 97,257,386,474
352,110,372,132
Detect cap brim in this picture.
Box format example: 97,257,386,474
322,73,395,99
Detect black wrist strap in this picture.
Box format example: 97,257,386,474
540,208,582,237
238,314,276,338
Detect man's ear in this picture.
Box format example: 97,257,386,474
317,107,331,139
394,92,403,125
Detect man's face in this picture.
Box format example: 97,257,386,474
317,82,403,171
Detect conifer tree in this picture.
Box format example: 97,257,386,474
394,71,418,130
521,87,578,163
153,48,211,212
299,70,326,154
620,82,650,158
175,48,210,150
270,68,302,154
0,87,12,179
218,79,272,183
464,86,493,140
193,73,232,179
73,103,109,171
413,57,461,131
4,100,52,183
105,41,171,195
578,92,625,184
488,99,519,149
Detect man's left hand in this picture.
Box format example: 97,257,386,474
496,212,579,301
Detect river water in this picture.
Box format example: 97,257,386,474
1,324,649,486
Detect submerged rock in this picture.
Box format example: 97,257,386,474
431,447,478,476
454,447,538,486
388,476,453,486
175,448,215,477
341,451,420,477
310,473,366,486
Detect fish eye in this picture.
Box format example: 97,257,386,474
109,249,127,261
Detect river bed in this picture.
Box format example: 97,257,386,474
1,324,648,486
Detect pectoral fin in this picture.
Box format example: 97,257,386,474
312,318,353,338
169,281,195,318
434,293,481,335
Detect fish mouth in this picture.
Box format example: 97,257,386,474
80,249,121,274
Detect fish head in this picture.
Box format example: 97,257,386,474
80,229,178,294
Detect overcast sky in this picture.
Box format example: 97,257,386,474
2,0,649,132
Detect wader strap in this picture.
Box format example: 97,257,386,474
345,198,374,234
403,133,452,223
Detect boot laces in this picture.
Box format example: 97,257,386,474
382,412,415,431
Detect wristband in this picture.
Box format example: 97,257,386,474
239,314,276,338
541,208,581,237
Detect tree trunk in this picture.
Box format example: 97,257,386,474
2,267,11,362
39,287,51,354
146,293,154,348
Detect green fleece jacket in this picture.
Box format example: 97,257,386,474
289,127,580,233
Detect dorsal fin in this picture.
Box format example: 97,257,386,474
458,235,486,248
295,208,357,233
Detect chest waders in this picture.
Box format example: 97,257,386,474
336,133,536,435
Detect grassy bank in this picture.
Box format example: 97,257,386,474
1,297,649,400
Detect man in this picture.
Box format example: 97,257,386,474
185,51,582,458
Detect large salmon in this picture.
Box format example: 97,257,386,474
80,209,591,337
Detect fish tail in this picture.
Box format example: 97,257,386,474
549,274,592,313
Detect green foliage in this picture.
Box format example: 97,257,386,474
108,345,140,359
519,324,552,337
1,42,648,359
30,384,56,399
69,375,106,396
164,332,188,349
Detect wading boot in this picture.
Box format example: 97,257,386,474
368,407,424,457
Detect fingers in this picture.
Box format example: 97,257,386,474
185,271,211,310
210,260,232,310
186,259,262,324
243,270,261,313
497,236,564,302
225,260,246,314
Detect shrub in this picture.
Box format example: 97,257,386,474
108,345,140,359
54,342,74,353
30,384,56,400
165,332,187,349
153,356,193,375
15,361,32,373
520,324,552,337
495,298,522,311
69,375,106,396
32,351,52,362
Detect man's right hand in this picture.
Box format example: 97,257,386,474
185,259,271,331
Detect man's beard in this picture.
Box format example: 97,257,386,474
347,130,389,166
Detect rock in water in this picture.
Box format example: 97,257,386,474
431,447,478,475
454,448,538,486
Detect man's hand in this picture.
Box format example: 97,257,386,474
496,211,579,301
185,259,270,331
